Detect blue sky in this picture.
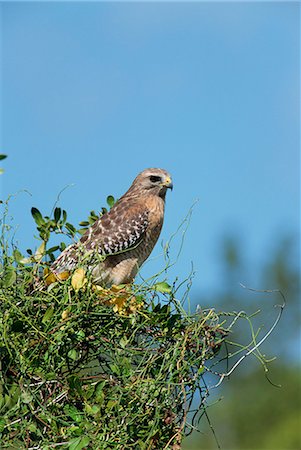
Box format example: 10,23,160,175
1,2,299,299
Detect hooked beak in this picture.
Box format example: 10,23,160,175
162,176,173,191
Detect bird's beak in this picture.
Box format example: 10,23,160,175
162,177,173,190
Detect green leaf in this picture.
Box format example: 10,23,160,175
64,405,82,423
106,195,115,208
13,249,23,262
153,281,172,294
2,266,16,287
119,336,128,348
31,207,45,226
0,418,5,432
68,375,82,395
76,330,85,340
34,241,45,262
42,306,54,323
88,211,98,224
95,382,106,404
106,400,117,411
21,390,33,404
68,349,78,361
89,210,98,219
66,222,76,235
28,423,37,433
0,168,4,175
46,245,60,254
109,363,120,375
54,207,61,222
78,221,89,227
62,209,67,224
85,403,100,416
0,154,7,161
68,436,90,450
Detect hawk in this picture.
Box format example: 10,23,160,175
51,168,173,286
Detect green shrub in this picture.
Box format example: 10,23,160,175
0,198,284,449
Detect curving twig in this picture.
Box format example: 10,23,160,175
212,286,286,388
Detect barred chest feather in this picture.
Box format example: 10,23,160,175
92,195,165,286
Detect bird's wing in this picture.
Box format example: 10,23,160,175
51,202,149,274
51,242,79,274
81,203,149,255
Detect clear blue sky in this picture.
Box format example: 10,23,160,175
1,2,299,298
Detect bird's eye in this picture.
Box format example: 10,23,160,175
149,175,162,183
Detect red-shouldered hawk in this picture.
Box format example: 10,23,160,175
51,168,173,286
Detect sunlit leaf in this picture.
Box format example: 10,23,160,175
57,271,70,281
0,418,5,433
2,267,16,287
78,221,89,227
21,390,33,404
85,403,100,416
64,404,82,422
71,268,86,291
67,349,78,361
61,309,70,320
106,400,117,410
44,270,57,285
62,209,67,224
34,241,45,262
13,249,23,263
153,281,172,294
68,436,90,450
66,222,76,236
19,257,32,264
31,207,45,226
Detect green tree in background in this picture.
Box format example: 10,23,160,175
183,234,300,450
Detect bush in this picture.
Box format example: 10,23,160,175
0,198,284,449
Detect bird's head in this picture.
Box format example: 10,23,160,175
131,168,173,198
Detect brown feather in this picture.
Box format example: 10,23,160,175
51,168,172,286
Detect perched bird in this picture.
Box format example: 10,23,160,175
51,168,173,286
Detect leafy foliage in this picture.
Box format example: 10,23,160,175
0,275,227,449
0,198,284,449
29,195,117,263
